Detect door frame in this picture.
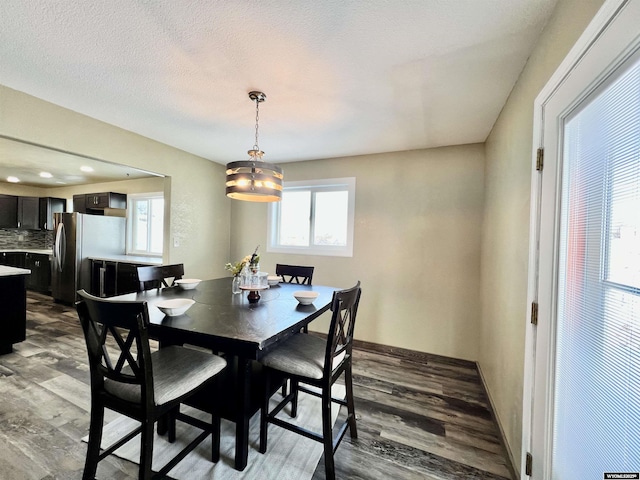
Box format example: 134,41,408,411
522,0,640,477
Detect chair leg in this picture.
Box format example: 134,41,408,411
281,380,288,397
321,387,336,480
167,406,178,443
290,379,299,418
139,419,155,480
259,370,271,454
83,402,105,480
345,362,358,438
211,413,221,463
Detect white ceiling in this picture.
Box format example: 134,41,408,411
0,0,558,168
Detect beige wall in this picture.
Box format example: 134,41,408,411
0,85,230,279
231,145,485,360
479,0,606,468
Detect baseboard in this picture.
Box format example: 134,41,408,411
476,362,519,480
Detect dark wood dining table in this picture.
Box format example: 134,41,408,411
111,277,337,471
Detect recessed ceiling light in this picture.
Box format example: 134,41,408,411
7,176,20,183
39,171,53,178
80,166,94,172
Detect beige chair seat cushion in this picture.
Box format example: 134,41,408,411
104,345,226,406
260,334,345,380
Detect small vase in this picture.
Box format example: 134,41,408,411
250,262,260,274
232,275,241,294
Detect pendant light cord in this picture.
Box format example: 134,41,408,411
254,98,260,151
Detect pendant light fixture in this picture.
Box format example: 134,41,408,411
225,91,283,202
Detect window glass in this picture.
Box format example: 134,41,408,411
268,178,355,257
127,193,164,256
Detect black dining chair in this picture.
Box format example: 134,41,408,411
275,263,316,396
76,289,227,480
258,282,362,480
136,263,184,291
275,263,314,285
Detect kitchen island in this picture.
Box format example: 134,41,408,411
0,265,31,354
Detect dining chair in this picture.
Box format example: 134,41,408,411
76,289,227,480
275,263,314,285
275,263,316,396
258,281,362,480
136,263,184,291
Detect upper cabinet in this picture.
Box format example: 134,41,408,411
0,194,18,228
0,195,66,230
17,197,39,229
73,192,127,214
39,197,66,230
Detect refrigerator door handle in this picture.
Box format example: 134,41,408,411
54,222,66,272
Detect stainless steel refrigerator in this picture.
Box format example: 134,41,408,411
52,212,126,303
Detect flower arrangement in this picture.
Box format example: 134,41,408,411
225,246,260,277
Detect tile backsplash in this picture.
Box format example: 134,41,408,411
0,228,54,250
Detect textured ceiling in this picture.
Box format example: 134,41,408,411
0,0,558,168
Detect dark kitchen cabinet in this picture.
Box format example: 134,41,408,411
116,262,141,295
0,273,27,354
86,192,127,210
39,197,66,231
90,259,117,297
17,197,40,230
24,253,51,293
73,194,87,213
73,192,126,213
0,195,18,228
0,252,24,268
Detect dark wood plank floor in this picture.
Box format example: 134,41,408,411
0,292,514,479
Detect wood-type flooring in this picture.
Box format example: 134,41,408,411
0,291,515,479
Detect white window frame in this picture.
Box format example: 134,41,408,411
126,192,164,257
267,177,356,257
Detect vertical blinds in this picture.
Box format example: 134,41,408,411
552,52,640,478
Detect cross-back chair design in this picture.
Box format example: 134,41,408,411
258,281,361,480
276,264,315,337
136,263,184,292
275,264,314,285
76,289,226,480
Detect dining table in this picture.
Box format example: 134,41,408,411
110,276,338,471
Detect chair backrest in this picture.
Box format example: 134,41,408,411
323,281,361,377
275,264,314,285
136,263,185,291
76,289,155,408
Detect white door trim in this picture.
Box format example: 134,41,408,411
522,0,639,477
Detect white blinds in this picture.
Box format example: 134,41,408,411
552,52,640,478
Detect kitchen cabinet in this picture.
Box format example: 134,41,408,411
0,269,28,354
0,195,18,228
90,259,117,297
0,252,24,268
24,253,51,293
39,197,66,231
90,259,150,297
73,192,126,214
73,194,87,213
17,197,40,229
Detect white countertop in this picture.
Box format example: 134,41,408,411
0,265,31,276
0,249,53,256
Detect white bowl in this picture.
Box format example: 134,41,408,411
293,291,319,305
267,275,281,286
156,298,195,316
175,278,201,290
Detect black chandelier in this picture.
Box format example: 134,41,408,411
225,91,283,202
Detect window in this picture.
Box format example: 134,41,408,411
268,177,355,257
127,192,164,256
